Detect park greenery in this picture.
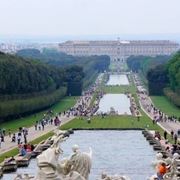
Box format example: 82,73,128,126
127,52,180,107
17,48,110,89
0,50,110,121
0,96,78,132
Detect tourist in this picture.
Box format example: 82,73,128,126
17,136,21,145
156,162,167,180
1,134,4,142
164,131,167,140
18,131,22,138
41,121,45,130
171,130,174,139
50,118,53,125
12,134,16,142
19,146,26,156
174,134,178,145
24,134,27,144
2,128,6,136
34,123,37,131
26,144,32,152
177,129,180,137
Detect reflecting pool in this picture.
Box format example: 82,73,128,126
3,131,155,180
107,74,129,86
97,94,131,115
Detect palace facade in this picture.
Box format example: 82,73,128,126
59,40,179,61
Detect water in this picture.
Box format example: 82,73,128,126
3,131,155,180
107,74,129,85
97,94,131,115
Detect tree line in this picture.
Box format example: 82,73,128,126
17,48,110,94
127,53,180,107
0,49,110,121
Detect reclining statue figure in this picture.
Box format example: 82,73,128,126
35,131,92,180
57,144,92,180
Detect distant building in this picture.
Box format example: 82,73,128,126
59,40,179,61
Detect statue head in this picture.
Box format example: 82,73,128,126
72,144,79,153
173,153,179,159
156,153,163,160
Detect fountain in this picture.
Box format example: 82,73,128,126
13,131,92,180
96,94,131,115
106,74,129,86
8,130,157,180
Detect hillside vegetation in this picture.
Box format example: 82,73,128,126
0,50,110,121
17,48,110,89
127,52,180,107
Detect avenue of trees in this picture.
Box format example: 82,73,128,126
0,50,110,121
127,53,180,107
17,48,110,92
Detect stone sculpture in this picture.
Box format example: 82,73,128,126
35,131,92,180
151,152,164,168
149,153,180,180
35,133,66,180
163,153,180,180
57,144,92,180
14,174,34,180
100,172,131,180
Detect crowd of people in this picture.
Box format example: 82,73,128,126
0,127,29,148
134,74,179,121
57,74,105,119
18,143,35,156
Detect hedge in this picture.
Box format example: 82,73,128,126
0,86,67,121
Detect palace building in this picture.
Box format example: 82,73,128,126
59,40,179,62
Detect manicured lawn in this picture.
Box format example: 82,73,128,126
151,96,180,117
103,85,136,94
0,96,78,132
61,115,157,130
60,115,173,143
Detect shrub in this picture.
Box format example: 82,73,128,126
0,87,67,121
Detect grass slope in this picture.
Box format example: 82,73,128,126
0,96,78,132
151,96,180,117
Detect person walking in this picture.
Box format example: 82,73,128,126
171,130,174,139
174,134,178,144
17,136,21,145
164,131,167,140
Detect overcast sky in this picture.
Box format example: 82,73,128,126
0,0,180,37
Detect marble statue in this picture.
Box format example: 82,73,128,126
14,174,34,180
35,134,66,180
34,130,92,180
58,144,92,180
163,153,180,180
149,153,180,180
100,172,131,180
151,152,164,168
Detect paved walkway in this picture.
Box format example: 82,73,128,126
133,74,180,137
0,115,74,155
